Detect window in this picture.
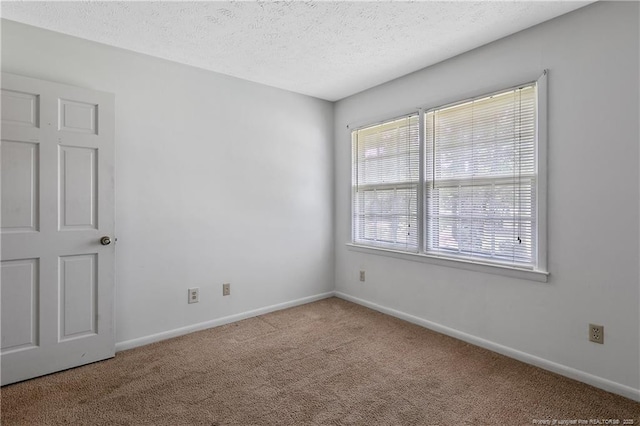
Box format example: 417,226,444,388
425,85,536,266
351,73,546,274
352,115,420,251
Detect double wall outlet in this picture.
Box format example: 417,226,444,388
359,270,365,282
188,287,199,304
222,283,230,296
589,324,604,344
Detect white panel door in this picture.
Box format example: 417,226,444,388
1,73,115,385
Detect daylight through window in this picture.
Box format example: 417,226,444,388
351,78,545,271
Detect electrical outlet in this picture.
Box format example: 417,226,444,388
222,283,230,296
589,324,604,344
188,287,199,304
359,270,365,282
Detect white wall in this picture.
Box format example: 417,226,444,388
1,19,335,344
334,1,640,397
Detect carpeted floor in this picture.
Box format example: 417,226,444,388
1,297,638,425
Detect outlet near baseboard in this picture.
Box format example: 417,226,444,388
188,288,199,304
589,324,604,344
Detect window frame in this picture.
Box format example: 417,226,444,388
348,71,548,282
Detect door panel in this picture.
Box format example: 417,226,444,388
1,89,39,128
59,254,97,340
58,99,97,134
1,141,39,233
1,259,39,353
58,145,97,230
1,73,115,385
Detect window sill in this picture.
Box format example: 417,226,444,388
345,243,549,283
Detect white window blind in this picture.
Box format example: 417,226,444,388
352,115,420,251
425,85,537,266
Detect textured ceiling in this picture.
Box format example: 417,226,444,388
1,1,593,101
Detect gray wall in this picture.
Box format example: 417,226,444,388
1,19,335,345
333,1,639,395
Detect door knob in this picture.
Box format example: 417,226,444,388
100,236,112,246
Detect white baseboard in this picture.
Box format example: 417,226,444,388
115,291,335,352
335,291,640,402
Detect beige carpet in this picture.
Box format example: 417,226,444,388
1,297,638,425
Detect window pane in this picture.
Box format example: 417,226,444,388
352,115,419,251
425,85,537,266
